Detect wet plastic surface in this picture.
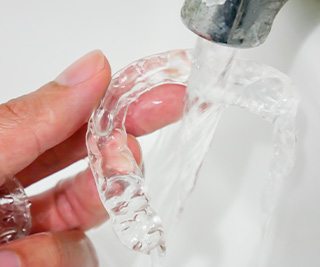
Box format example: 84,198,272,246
0,177,31,244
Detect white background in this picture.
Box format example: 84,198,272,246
0,0,320,266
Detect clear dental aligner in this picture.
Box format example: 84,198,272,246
0,177,31,244
86,50,192,254
86,39,298,258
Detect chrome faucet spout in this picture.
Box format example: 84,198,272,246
181,0,288,48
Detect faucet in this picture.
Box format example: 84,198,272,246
181,0,288,48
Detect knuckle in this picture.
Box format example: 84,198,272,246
0,82,63,153
0,99,43,155
0,100,29,127
0,81,63,129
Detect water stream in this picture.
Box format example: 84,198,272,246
86,38,298,266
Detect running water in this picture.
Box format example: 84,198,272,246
86,38,298,266
147,39,298,266
149,39,236,234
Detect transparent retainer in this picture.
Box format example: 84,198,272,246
86,50,191,255
0,177,31,244
86,43,298,262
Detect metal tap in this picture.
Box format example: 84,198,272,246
181,0,288,48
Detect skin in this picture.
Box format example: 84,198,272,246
0,50,185,267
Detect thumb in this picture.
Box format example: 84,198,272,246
0,50,110,179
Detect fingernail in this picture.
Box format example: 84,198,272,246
0,251,20,267
55,50,106,86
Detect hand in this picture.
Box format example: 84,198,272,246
0,50,185,267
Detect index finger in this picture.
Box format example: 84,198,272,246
16,83,186,187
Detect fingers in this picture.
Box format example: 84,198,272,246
16,84,185,186
0,230,98,267
30,169,106,233
0,50,111,179
126,84,186,136
30,135,142,233
16,125,88,187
